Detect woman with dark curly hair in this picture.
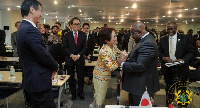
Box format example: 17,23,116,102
90,27,128,108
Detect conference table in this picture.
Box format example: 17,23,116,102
0,71,69,108
0,56,19,62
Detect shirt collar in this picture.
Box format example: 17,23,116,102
169,32,177,39
141,32,149,39
23,19,36,28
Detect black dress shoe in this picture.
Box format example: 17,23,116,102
78,93,85,100
71,94,76,100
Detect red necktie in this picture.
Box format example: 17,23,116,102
74,32,77,45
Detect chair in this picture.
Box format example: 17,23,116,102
0,82,22,108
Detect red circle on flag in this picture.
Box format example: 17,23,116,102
141,98,149,106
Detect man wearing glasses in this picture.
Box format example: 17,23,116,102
63,17,87,100
158,21,193,107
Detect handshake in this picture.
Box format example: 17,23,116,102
117,50,128,66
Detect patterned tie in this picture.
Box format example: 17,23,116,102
170,37,176,61
74,32,78,45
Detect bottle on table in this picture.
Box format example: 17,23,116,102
10,66,15,77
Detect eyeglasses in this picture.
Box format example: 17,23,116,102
73,23,80,26
167,28,176,31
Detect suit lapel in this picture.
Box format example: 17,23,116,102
166,36,169,57
70,32,76,46
175,34,181,56
77,31,81,47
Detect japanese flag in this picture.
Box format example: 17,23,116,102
139,87,152,107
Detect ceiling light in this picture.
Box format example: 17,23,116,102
56,16,57,18
125,13,129,16
68,6,71,8
54,0,57,4
71,5,75,7
57,19,58,22
80,14,83,15
162,16,166,17
178,14,182,17
156,20,158,23
184,8,188,10
68,20,70,21
16,6,21,8
194,7,198,10
156,26,157,28
79,9,82,13
125,7,129,9
120,19,124,22
132,2,137,8
109,20,111,22
99,10,102,12
192,19,194,21
137,21,140,22
168,10,172,14
7,8,10,11
103,17,105,19
91,22,93,23
175,18,177,20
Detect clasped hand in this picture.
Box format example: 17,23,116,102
71,54,80,61
116,50,128,66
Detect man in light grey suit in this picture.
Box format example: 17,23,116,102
11,21,21,57
117,22,160,106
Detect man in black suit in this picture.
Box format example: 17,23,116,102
117,22,160,106
17,0,59,107
11,21,21,57
0,30,6,56
94,27,100,46
82,23,95,85
63,17,86,100
158,21,193,106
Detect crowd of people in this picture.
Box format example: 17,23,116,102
1,0,200,107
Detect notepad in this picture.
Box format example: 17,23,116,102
0,74,2,80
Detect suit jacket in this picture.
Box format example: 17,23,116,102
94,32,100,45
122,34,160,96
17,20,59,92
158,33,193,78
0,30,6,56
11,31,18,56
63,31,86,66
85,34,95,57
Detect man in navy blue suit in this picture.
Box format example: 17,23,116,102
17,0,59,107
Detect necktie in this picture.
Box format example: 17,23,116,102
170,37,176,61
74,32,77,45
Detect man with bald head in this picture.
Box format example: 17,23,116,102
158,21,193,106
117,22,160,106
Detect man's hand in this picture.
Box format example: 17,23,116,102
117,55,127,66
176,59,184,66
71,54,77,61
162,57,173,63
51,71,57,80
86,55,90,60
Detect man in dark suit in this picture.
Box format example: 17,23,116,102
63,17,86,100
17,0,59,107
94,27,100,46
158,21,193,106
117,22,160,106
11,21,21,57
0,29,6,56
82,23,95,85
